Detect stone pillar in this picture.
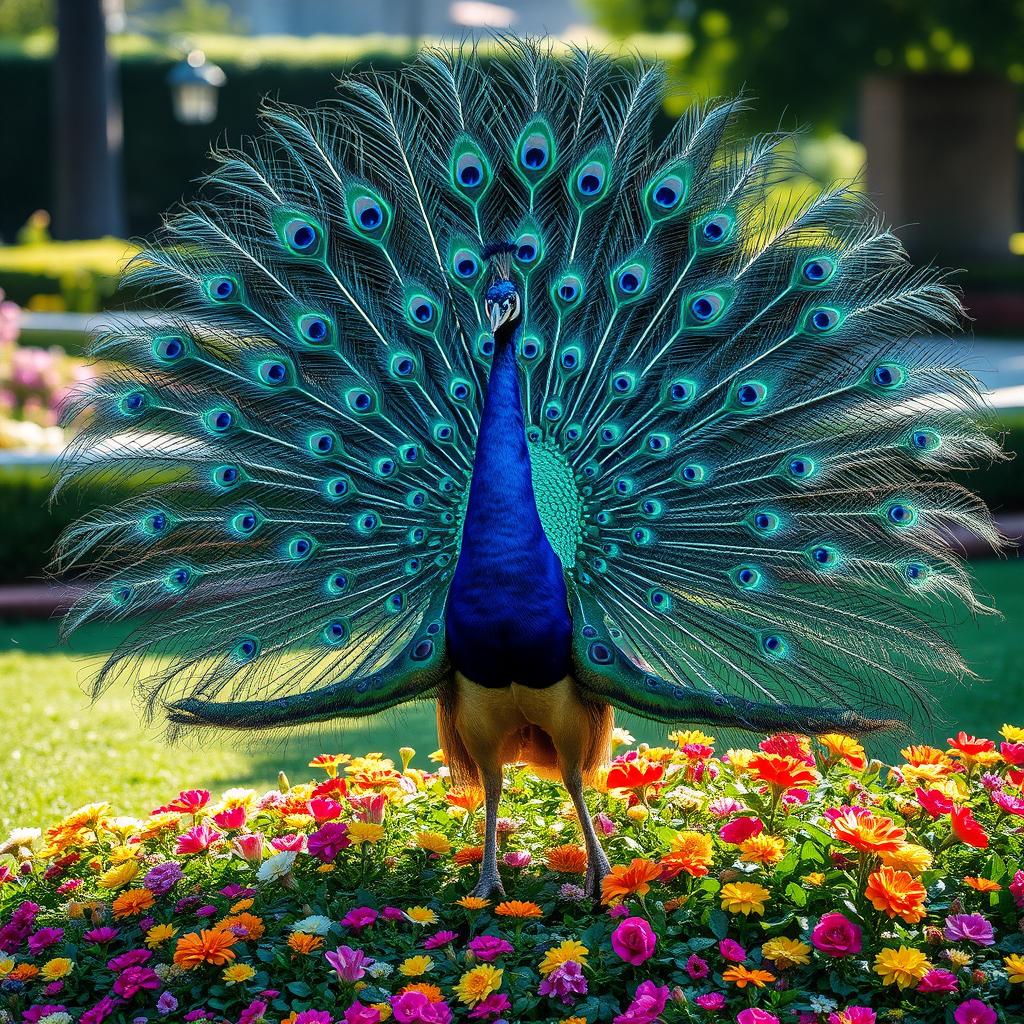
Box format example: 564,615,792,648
861,73,1018,265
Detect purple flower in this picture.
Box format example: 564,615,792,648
695,992,726,1010
143,861,183,896
0,901,39,953
26,928,63,957
157,991,179,1016
113,965,161,999
219,884,257,899
557,883,587,903
718,938,746,962
340,907,378,931
108,949,153,973
468,935,513,962
326,944,373,982
308,822,351,861
918,968,960,994
184,1012,213,1022
294,1012,333,1024
81,997,123,1024
423,929,458,950
23,1006,67,1024
685,954,710,979
944,913,995,947
538,960,588,1005
196,904,218,918
83,927,119,944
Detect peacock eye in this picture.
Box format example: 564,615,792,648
153,335,185,362
283,217,319,253
521,132,549,170
736,381,767,407
390,353,417,379
653,174,685,209
701,212,733,244
516,233,540,264
575,160,607,199
688,291,726,325
208,276,236,301
298,313,331,344
871,363,907,389
354,197,383,230
806,307,841,334
456,153,483,187
453,249,478,278
800,255,836,286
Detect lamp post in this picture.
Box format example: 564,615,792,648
167,50,226,126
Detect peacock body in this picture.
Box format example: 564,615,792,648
56,38,1000,895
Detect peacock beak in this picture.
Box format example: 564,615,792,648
489,302,505,332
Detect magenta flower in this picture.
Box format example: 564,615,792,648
108,949,153,972
1011,869,1024,909
468,935,513,961
390,990,452,1023
828,1010,876,1024
270,833,307,853
611,916,657,966
23,1006,68,1024
992,790,1024,815
83,927,119,944
918,968,959,994
174,824,222,856
294,1013,333,1024
954,1000,997,1024
326,945,373,982
503,850,531,868
719,816,763,844
156,992,179,1016
468,993,511,1020
340,907,378,931
738,1010,781,1024
344,1003,382,1024
239,1000,269,1024
423,929,458,950
694,992,725,1010
944,913,995,946
685,953,709,979
811,912,862,957
538,960,588,1005
308,822,351,861
28,927,64,954
596,812,616,836
718,937,746,962
80,997,122,1024
612,980,670,1024
113,965,160,999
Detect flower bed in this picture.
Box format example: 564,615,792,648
1,728,1023,1024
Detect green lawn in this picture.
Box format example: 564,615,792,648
0,559,1021,832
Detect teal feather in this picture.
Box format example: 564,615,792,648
53,39,1002,738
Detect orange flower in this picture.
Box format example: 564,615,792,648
9,964,39,982
214,912,265,941
606,759,664,792
454,846,484,866
494,900,542,919
900,744,950,767
400,982,444,1001
964,876,1001,893
866,866,927,924
546,844,588,873
308,753,350,778
722,965,776,988
601,858,663,904
818,734,867,770
287,932,324,955
455,896,490,910
173,929,238,969
660,831,714,878
446,788,485,813
747,753,818,792
111,888,155,919
739,833,786,865
831,809,906,854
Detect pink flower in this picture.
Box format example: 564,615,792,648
708,797,745,817
80,997,121,1024
468,935,513,961
212,805,247,829
828,1010,876,1024
1000,741,1024,766
308,822,351,861
918,969,959,994
613,980,670,1024
782,788,809,806
596,812,616,836
718,938,746,962
308,797,343,821
232,833,264,863
685,954,709,979
294,1013,332,1024
83,927,119,944
174,824,222,855
611,916,657,966
423,930,458,950
113,965,160,999
28,927,63,954
954,1001,997,1024
811,912,862,957
350,793,387,824
1011,868,1024,908
695,993,726,1010
340,907,378,931
738,1011,780,1024
718,817,764,844
325,945,373,983
155,789,210,815
916,787,955,818
503,850,531,868
468,993,510,1020
992,790,1024,815
239,1000,269,1024
390,991,452,1024
108,949,152,973
344,1004,382,1024
270,833,307,853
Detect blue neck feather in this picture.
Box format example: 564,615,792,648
445,320,573,687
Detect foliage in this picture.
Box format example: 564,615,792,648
0,0,52,38
585,1,1024,132
1,730,1023,1023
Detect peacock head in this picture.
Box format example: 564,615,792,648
482,241,522,335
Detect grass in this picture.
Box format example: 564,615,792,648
0,559,1020,832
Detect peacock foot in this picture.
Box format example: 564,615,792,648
471,865,506,900
584,847,611,898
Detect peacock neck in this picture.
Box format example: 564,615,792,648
444,319,573,687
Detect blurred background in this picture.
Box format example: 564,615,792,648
0,0,1021,828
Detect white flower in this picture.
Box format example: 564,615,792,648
808,995,838,1013
367,961,395,979
0,828,40,855
256,850,297,883
290,915,332,935
38,1015,73,1024
663,786,705,811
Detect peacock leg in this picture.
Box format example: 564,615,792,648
563,765,611,897
472,766,506,899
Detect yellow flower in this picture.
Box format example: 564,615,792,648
948,950,972,969
611,727,635,750
761,937,812,969
347,822,385,845
308,753,350,777
108,845,140,864
371,1004,393,1021
668,728,716,748
145,923,178,948
1000,724,1024,742
879,843,933,875
818,732,867,769
98,861,139,890
0,959,14,979
803,872,826,887
400,955,434,977
399,746,416,772
874,946,932,989
738,833,786,865
720,881,770,916
406,906,438,925
725,748,755,772
539,939,589,976
454,964,503,1006
627,805,649,824
560,1019,588,1024
416,832,452,855
40,957,74,980
455,896,489,911
1005,953,1024,984
222,963,256,984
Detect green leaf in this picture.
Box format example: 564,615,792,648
785,881,808,907
287,981,312,997
708,908,729,939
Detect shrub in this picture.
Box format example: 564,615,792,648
0,729,1022,1022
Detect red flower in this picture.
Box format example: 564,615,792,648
212,806,246,830
916,787,954,819
759,733,814,765
606,759,664,792
950,806,989,849
718,817,764,845
999,742,1024,767
947,732,995,757
307,797,343,822
748,754,818,792
154,789,210,815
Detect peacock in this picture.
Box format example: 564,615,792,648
54,38,1001,898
